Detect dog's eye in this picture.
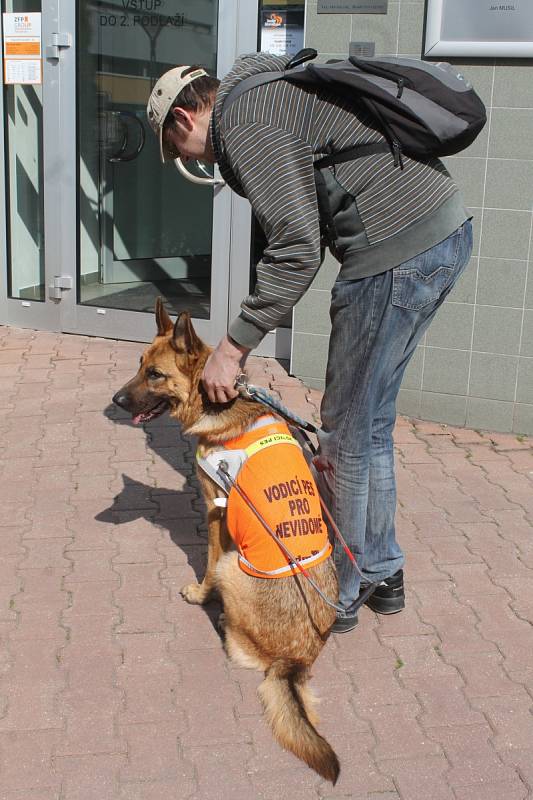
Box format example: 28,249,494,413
147,369,165,380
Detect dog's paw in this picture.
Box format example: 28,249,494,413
180,582,209,605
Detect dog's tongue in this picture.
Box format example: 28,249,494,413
132,414,144,426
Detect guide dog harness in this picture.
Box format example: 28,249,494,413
196,416,331,579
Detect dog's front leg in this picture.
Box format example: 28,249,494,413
180,482,231,604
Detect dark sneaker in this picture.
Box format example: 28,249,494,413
364,570,405,615
331,614,358,634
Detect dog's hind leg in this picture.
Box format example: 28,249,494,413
224,626,269,671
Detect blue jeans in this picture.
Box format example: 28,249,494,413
317,221,473,616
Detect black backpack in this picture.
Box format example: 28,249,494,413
222,49,487,169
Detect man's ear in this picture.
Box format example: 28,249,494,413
171,106,194,132
155,298,174,337
172,311,204,356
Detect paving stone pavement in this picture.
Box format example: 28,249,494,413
1,324,533,800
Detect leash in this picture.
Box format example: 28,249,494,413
235,372,361,570
233,374,377,616
217,462,348,614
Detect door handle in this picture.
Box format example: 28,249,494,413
107,125,128,162
174,158,225,186
107,111,146,163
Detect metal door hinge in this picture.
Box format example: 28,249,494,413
49,275,73,300
47,32,72,60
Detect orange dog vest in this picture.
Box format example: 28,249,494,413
197,417,331,579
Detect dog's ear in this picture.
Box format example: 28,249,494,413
155,298,174,337
172,311,204,356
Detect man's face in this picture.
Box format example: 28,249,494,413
162,106,212,164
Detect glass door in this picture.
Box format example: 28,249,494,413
1,0,258,345
68,0,237,343
0,0,60,330
77,0,216,322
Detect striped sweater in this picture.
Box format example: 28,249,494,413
210,53,469,349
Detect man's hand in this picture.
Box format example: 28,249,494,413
202,335,251,404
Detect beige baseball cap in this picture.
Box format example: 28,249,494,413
146,66,208,163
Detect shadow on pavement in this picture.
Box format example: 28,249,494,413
98,402,223,635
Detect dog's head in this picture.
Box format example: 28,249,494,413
112,299,209,426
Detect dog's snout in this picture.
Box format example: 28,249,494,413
112,391,131,410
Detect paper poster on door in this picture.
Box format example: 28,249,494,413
3,12,42,84
261,9,304,57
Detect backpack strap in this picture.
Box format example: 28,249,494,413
313,140,391,250
313,166,338,250
220,49,318,115
221,71,288,115
315,141,390,169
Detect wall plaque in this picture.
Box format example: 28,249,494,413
349,41,376,57
318,0,387,14
425,0,533,57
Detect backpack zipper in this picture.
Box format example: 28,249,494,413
350,56,412,99
392,140,404,169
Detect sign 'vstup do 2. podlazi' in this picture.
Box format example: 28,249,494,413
318,0,387,13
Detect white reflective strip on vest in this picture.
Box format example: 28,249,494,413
245,414,278,430
238,540,331,577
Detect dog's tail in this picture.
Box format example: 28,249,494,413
258,660,340,784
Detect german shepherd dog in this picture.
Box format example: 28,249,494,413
112,301,340,783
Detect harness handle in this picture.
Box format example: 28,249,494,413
235,374,318,433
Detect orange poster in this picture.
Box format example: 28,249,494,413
5,41,41,56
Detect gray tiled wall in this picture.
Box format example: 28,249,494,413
291,0,533,434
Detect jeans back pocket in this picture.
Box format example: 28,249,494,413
392,222,472,311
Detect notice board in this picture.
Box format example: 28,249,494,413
3,12,42,84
